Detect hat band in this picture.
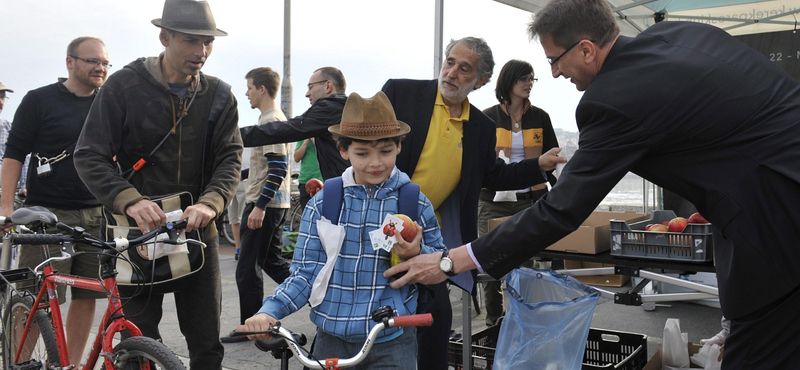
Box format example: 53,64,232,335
340,121,400,137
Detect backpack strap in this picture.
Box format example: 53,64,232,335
321,177,419,225
321,177,344,224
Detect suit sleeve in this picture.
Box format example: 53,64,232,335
239,102,338,147
471,100,653,278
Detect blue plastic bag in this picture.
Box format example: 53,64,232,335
494,267,600,370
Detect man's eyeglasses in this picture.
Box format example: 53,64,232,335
306,80,329,90
518,76,538,83
69,55,112,69
547,39,593,66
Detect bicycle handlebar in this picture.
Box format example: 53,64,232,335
233,312,433,369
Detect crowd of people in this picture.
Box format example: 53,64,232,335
2,0,800,369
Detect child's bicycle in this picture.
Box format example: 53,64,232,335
0,206,197,370
233,306,433,370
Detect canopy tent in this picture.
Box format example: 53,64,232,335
491,0,800,36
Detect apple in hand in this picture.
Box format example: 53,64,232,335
688,212,710,224
393,214,418,242
305,178,323,197
668,217,688,232
646,224,669,232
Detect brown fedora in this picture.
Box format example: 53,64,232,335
329,92,411,141
152,0,227,37
0,81,12,93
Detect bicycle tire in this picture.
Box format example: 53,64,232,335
288,199,303,232
102,336,186,370
3,294,60,367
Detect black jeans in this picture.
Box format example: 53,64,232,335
120,237,223,370
235,203,291,322
417,282,451,370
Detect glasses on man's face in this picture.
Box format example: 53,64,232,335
306,80,329,90
69,55,112,70
547,39,593,66
517,76,538,83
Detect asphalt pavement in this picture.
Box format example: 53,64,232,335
71,240,723,369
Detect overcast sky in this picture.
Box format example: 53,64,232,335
0,0,584,132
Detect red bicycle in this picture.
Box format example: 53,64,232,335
233,306,433,370
0,206,193,370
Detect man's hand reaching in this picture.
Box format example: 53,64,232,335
538,147,567,171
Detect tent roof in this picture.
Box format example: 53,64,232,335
492,0,800,36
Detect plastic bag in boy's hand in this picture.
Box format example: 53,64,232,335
662,318,690,370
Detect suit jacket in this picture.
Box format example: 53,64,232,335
472,22,800,319
239,93,348,180
381,79,547,247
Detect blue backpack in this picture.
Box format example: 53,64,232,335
321,177,419,224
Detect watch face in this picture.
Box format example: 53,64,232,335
439,258,453,272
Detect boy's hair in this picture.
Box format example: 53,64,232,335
336,135,406,151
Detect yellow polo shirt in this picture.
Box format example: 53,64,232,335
411,88,469,221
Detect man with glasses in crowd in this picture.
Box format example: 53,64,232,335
0,81,29,209
0,36,110,366
387,0,800,367
239,67,349,180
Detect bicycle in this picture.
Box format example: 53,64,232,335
215,208,235,247
0,206,197,370
232,306,433,370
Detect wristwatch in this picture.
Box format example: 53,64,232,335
439,249,456,277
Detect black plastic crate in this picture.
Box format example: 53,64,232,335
447,321,647,370
610,210,713,263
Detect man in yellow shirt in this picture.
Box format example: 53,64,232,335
382,36,564,370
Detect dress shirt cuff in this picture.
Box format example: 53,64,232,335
466,242,485,274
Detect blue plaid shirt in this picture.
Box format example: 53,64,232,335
258,167,445,342
0,119,29,190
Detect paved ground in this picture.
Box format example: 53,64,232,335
69,241,722,369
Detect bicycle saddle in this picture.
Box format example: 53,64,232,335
255,332,307,352
10,206,58,226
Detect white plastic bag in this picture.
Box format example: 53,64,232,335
662,318,690,370
690,342,722,370
492,150,518,202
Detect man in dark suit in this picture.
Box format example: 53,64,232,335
382,36,564,370
386,1,800,368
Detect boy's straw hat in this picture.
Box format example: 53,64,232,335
329,91,411,141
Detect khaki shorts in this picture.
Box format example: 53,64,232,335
17,206,106,303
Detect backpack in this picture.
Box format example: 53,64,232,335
321,177,419,224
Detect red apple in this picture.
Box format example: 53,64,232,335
661,221,670,226
648,224,669,232
688,212,710,224
668,217,688,232
305,178,323,197
394,214,418,242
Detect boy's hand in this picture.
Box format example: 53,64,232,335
391,221,422,259
244,313,278,340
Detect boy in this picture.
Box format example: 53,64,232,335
244,91,446,369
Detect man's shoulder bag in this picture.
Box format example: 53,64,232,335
101,191,205,287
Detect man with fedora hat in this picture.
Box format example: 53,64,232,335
244,91,446,369
75,0,241,368
0,80,28,207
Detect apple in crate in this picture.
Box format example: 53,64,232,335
668,217,688,232
688,212,710,224
645,224,669,232
393,214,418,242
305,178,324,197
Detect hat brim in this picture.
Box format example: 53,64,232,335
152,19,228,36
329,120,411,141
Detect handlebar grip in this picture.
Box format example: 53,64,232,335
10,234,67,245
391,313,434,328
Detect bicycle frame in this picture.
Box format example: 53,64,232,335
14,248,146,370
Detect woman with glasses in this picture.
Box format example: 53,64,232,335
478,59,559,326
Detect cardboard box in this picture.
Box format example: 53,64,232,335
488,211,649,254
643,343,703,370
563,260,630,287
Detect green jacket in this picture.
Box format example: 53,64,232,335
75,54,242,239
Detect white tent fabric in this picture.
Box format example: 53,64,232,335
492,0,800,36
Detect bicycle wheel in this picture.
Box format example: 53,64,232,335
3,294,60,367
288,199,303,232
103,336,185,370
222,213,235,245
